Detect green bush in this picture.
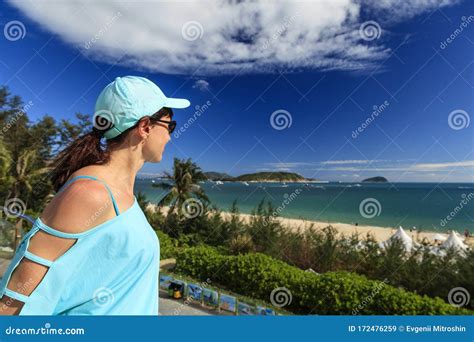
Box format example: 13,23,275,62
156,229,198,259
175,245,471,315
151,200,473,311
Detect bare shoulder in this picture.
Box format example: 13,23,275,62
40,178,117,234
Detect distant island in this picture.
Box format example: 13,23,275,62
203,172,233,181
203,171,321,183
361,176,388,183
234,172,307,182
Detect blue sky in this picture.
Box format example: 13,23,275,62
0,0,473,182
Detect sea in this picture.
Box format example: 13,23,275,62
135,180,474,233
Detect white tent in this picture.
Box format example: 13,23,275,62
354,240,366,251
382,226,417,251
441,231,468,251
432,233,447,242
428,246,447,257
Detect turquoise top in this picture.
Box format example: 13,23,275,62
0,175,160,315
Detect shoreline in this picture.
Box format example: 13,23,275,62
146,204,472,246
218,211,445,244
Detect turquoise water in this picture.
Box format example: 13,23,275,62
135,180,474,233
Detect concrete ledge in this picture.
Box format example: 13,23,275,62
160,258,176,271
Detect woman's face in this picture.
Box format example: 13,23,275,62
142,114,172,162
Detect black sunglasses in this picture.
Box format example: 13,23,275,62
156,119,177,134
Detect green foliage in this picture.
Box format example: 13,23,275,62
234,171,305,182
147,196,474,311
0,139,11,195
156,230,179,259
154,158,209,217
248,199,281,254
0,86,100,216
154,226,192,260
175,245,471,315
202,171,232,181
56,113,91,148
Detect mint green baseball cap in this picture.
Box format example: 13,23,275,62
95,76,190,139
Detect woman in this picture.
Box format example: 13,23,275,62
0,76,190,315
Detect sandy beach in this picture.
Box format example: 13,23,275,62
146,204,473,246
219,211,447,243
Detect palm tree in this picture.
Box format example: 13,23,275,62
7,149,51,201
0,138,13,208
0,139,11,184
154,158,209,217
8,149,50,248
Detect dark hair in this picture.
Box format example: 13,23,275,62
50,107,173,192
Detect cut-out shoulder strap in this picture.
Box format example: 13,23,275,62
23,250,54,267
4,288,29,303
57,175,120,216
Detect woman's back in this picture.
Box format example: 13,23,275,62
0,174,160,315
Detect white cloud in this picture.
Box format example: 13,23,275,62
192,80,210,91
7,0,460,75
263,162,317,168
261,159,474,173
321,159,376,165
253,159,473,182
263,160,383,168
411,160,474,171
359,0,461,21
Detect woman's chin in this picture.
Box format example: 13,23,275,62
151,154,163,163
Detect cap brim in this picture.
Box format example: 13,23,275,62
164,97,191,109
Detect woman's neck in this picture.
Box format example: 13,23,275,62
95,148,145,197
74,136,146,200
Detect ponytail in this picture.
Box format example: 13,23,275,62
50,127,109,192
50,106,173,192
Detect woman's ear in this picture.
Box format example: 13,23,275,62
137,117,151,138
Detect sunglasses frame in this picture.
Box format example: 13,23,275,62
155,119,177,134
